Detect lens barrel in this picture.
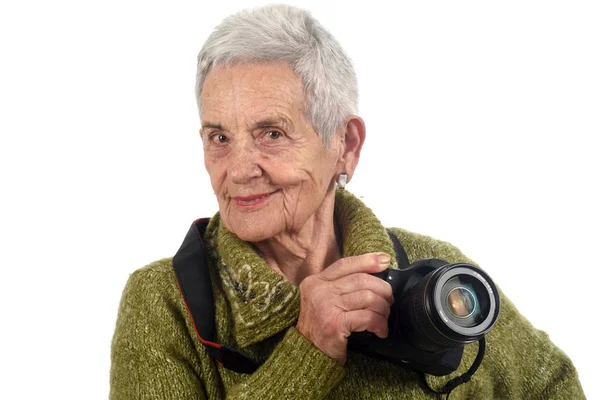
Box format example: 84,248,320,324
398,263,500,352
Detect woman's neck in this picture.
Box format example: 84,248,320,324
253,194,342,286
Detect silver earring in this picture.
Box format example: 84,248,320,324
337,173,348,189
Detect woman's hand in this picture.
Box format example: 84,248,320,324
296,253,393,365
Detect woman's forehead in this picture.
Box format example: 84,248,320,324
201,63,308,129
203,62,302,99
203,62,303,92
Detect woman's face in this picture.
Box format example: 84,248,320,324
201,62,342,242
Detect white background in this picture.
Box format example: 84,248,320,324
1,0,598,398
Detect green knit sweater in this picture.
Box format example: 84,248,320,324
110,190,585,399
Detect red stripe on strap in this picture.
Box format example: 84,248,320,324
175,277,222,349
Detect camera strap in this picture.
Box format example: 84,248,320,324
387,228,411,270
172,218,410,374
173,218,260,373
420,337,486,399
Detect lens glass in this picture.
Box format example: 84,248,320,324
447,286,476,318
441,276,488,328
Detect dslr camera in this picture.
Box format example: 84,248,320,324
349,258,500,376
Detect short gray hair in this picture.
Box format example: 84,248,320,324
195,4,358,144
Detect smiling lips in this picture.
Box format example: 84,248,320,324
233,191,278,209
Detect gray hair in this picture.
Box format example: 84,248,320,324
195,4,358,144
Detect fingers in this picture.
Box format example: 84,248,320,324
342,309,389,339
332,273,394,305
320,252,391,281
296,252,394,364
338,290,391,319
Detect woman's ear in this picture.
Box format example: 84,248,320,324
336,115,366,183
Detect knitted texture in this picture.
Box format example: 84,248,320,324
110,189,586,399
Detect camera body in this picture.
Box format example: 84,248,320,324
348,258,500,376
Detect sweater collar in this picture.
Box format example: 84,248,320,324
206,189,397,348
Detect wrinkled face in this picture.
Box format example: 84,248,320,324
201,62,342,242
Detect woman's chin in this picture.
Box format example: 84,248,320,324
220,212,283,243
228,222,281,243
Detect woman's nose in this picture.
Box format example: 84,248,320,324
228,139,263,184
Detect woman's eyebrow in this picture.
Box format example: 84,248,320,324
201,117,294,133
251,117,293,131
201,122,224,131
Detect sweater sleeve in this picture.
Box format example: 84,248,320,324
110,268,208,400
389,228,586,399
223,326,345,399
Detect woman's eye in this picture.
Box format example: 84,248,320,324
265,130,282,140
210,134,228,144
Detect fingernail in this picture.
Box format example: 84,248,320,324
378,253,391,266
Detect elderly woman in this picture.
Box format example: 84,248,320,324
110,5,584,399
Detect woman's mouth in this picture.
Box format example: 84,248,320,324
232,191,278,209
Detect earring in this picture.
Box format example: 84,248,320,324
337,173,348,189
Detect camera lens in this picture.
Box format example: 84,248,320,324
398,262,500,352
440,275,490,329
446,284,476,318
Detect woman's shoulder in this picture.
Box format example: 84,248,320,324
386,227,477,265
119,257,178,301
133,256,175,274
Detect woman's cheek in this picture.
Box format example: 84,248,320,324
206,164,228,198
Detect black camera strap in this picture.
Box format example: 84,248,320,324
420,337,486,399
172,218,410,374
387,228,411,270
172,218,260,374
